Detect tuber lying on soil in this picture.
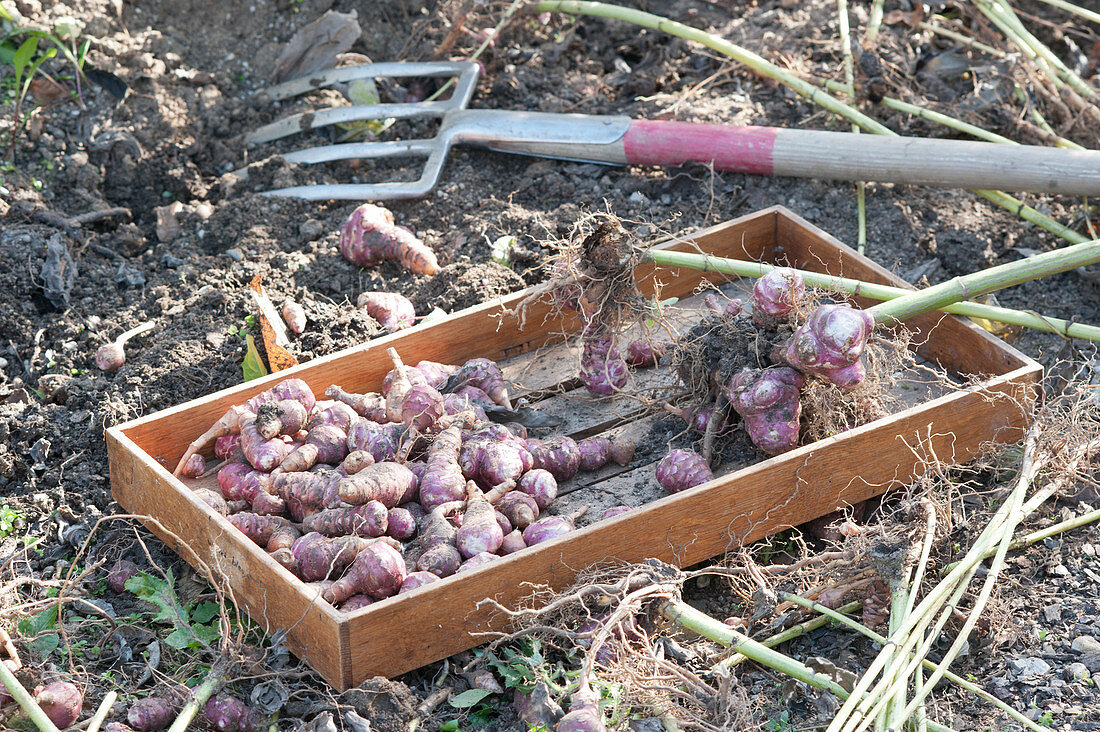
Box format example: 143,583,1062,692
108,559,139,594
527,437,581,482
35,680,83,728
204,693,259,732
576,436,634,472
664,403,729,434
127,696,178,732
340,202,440,276
282,299,306,334
358,291,416,332
96,320,155,373
656,449,713,493
727,366,805,455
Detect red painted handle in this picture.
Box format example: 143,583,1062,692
621,119,777,174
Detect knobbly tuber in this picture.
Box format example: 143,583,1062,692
624,338,669,367
522,508,586,546
108,559,139,594
278,423,348,472
290,532,371,582
340,202,440,276
527,437,581,482
337,462,417,508
302,501,388,537
214,434,240,460
179,454,206,478
229,513,299,552
579,333,628,396
419,425,466,510
359,291,416,332
127,696,177,732
323,540,407,604
414,359,457,387
346,419,405,463
35,681,83,729
576,436,634,472
656,449,713,493
452,357,512,409
415,500,464,577
342,594,375,611
204,694,258,732
496,491,539,529
342,449,376,475
327,385,389,422
399,570,440,593
401,383,445,431
386,507,417,540
782,303,874,388
196,487,229,515
96,320,155,373
254,399,309,440
727,366,804,455
517,469,558,510
752,266,805,319
457,551,498,573
664,403,729,434
499,529,527,554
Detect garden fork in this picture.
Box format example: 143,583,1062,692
245,60,1100,201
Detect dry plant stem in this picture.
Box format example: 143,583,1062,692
779,593,1049,732
0,659,62,732
1031,0,1100,25
536,0,1088,244
712,600,863,671
87,691,118,732
865,239,1100,324
645,250,1100,341
882,561,915,729
116,319,156,345
426,0,525,102
919,21,1007,58
659,599,959,732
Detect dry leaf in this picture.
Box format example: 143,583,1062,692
272,10,361,83
155,201,184,242
249,276,298,373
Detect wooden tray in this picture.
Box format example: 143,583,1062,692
106,206,1041,689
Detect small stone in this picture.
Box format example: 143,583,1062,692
161,253,185,269
0,357,7,369
1009,657,1052,677
225,248,244,261
1071,636,1100,654
299,219,324,240
1052,564,1070,577
1066,663,1090,681
1083,543,1096,557
62,340,78,351
1044,604,1063,623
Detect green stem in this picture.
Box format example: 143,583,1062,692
1032,0,1100,25
660,598,960,732
712,600,863,671
534,0,894,135
645,249,1100,341
864,0,885,43
835,0,865,255
919,20,1007,58
943,505,1100,574
0,661,61,732
167,672,223,732
864,239,1100,325
779,593,1049,732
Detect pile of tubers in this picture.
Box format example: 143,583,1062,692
174,348,633,610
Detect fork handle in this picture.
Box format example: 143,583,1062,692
496,118,1100,196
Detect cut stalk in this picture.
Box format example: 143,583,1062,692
659,598,960,732
779,593,1049,732
645,249,1100,341
0,660,61,732
1032,0,1100,25
167,671,223,732
87,691,118,732
865,0,886,43
919,20,1007,58
712,600,863,671
864,239,1100,324
537,0,1091,247
835,0,866,255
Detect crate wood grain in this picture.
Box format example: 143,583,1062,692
107,206,1041,689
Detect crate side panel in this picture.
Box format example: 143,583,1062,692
343,371,1034,680
106,429,347,687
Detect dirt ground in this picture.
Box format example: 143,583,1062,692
1,0,1099,729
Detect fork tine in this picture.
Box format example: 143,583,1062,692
279,139,436,166
246,102,452,146
262,148,448,201
261,61,478,101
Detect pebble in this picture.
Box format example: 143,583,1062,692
1066,662,1090,682
225,247,244,261
1043,604,1063,622
299,219,324,240
0,357,7,369
1009,657,1051,677
1083,543,1096,557
1071,635,1100,654
62,340,78,351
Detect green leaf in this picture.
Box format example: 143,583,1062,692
448,688,495,709
438,722,461,731
12,36,36,78
190,601,219,624
242,333,268,382
164,627,195,650
0,3,16,22
17,605,57,635
125,571,192,634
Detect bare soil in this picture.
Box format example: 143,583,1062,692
1,0,1099,729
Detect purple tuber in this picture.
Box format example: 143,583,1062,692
522,509,585,546
386,506,418,540
576,436,635,472
323,540,407,604
203,694,258,732
727,366,805,455
338,462,417,508
782,303,875,388
499,529,527,554
358,291,416,332
34,680,83,728
752,267,805,318
398,570,440,594
179,454,206,478
127,696,178,731
624,339,670,367
580,335,628,396
655,449,713,493
454,357,512,409
456,482,504,558
556,690,605,732
496,490,540,529
517,468,558,510
457,551,499,573
108,559,140,594
282,299,306,334
340,203,439,276
96,320,155,373
401,383,445,431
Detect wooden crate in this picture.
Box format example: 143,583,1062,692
106,206,1040,690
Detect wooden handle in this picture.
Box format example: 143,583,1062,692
619,120,1100,195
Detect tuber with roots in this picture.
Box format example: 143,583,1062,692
96,320,156,373
656,449,713,493
727,366,805,455
340,202,440,276
752,267,805,319
624,338,669,367
556,689,606,732
323,540,407,605
338,462,417,508
579,333,628,396
35,680,83,728
781,304,874,388
282,299,306,334
358,291,416,332
664,403,729,434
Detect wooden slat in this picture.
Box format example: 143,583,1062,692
109,206,1042,689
